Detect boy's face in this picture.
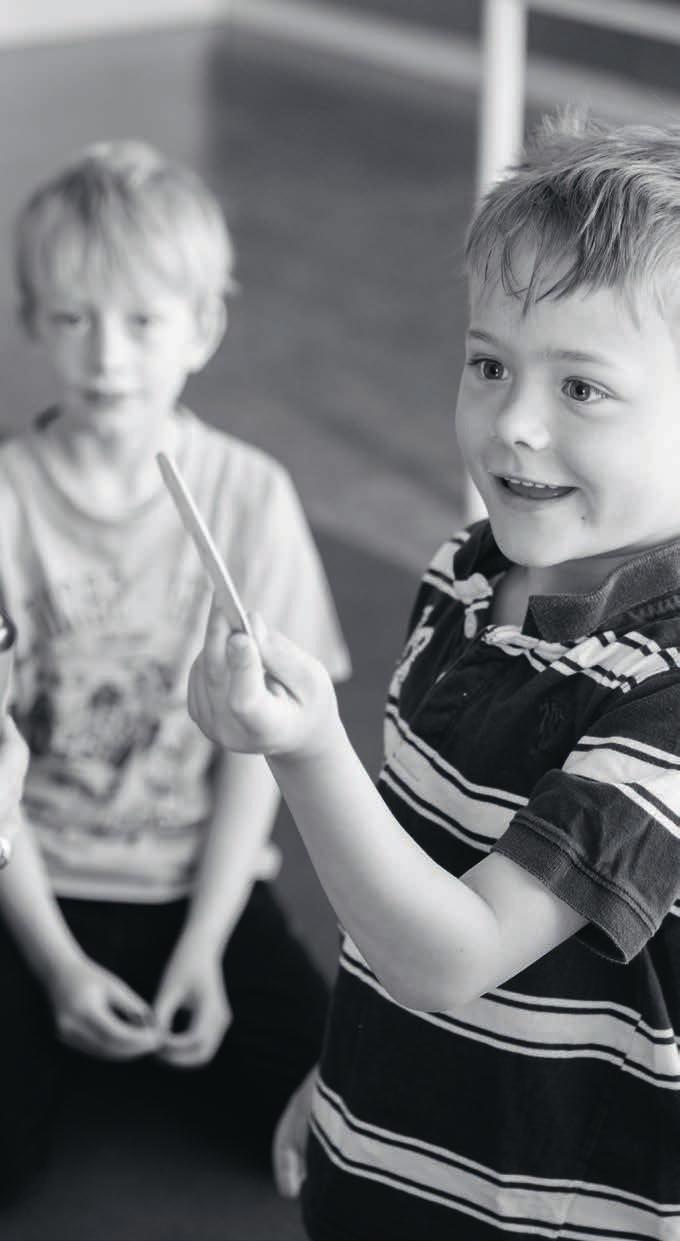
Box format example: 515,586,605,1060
28,265,221,436
455,249,680,590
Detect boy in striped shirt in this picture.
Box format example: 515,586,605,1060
190,113,680,1239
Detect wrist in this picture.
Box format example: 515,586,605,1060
38,939,88,996
179,913,232,960
274,705,347,768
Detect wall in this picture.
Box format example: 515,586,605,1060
0,0,227,45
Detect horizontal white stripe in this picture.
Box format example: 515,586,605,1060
578,734,680,771
380,768,500,853
384,710,527,808
564,741,680,841
340,938,680,1088
486,628,680,695
614,782,680,842
383,713,523,846
312,1082,680,1236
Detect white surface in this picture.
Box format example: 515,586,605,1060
0,0,229,45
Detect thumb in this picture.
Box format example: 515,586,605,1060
153,982,184,1034
254,624,319,703
108,977,153,1023
226,631,266,712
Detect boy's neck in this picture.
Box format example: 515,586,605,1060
50,402,179,465
525,544,672,600
42,403,181,517
492,542,679,631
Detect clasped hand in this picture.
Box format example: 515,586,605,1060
49,940,230,1065
187,602,339,759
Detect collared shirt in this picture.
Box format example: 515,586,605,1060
303,521,680,1241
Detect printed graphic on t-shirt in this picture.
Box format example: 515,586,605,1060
12,557,214,860
17,629,211,842
390,605,435,695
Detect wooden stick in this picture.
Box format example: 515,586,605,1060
157,452,253,636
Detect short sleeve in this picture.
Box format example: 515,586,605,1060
240,467,351,683
494,679,680,962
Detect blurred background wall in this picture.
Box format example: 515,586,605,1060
2,1,679,573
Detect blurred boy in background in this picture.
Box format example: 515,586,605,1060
0,141,350,1198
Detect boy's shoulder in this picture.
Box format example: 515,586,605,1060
418,520,505,601
415,520,680,656
181,409,293,497
0,418,47,480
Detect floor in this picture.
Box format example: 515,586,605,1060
0,19,473,1241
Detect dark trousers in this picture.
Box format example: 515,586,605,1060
0,882,328,1199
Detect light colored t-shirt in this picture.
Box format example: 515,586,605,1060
0,408,350,902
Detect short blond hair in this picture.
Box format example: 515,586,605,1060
15,140,235,322
465,110,680,312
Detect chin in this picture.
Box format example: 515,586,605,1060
489,522,574,569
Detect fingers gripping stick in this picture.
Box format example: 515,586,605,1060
157,453,253,637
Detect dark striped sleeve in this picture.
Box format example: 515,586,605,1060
494,679,680,962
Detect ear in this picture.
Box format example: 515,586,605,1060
189,297,227,372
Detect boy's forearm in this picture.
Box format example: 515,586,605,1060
0,819,85,985
182,751,281,953
269,724,499,1011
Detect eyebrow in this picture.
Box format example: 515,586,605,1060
466,328,615,367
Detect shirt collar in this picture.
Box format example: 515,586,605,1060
460,521,680,642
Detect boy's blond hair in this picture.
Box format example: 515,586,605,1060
15,140,235,322
465,111,680,312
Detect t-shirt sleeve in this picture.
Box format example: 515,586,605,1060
494,678,680,963
240,467,351,683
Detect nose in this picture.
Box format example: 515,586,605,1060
492,384,552,452
87,314,130,376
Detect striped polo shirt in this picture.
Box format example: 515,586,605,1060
302,521,680,1241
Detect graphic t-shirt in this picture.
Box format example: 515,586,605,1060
0,408,350,901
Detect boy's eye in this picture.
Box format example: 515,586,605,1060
129,313,159,329
470,357,507,381
51,311,86,329
563,378,608,404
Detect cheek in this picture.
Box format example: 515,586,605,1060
46,340,82,376
455,392,491,463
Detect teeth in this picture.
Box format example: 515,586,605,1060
504,476,553,489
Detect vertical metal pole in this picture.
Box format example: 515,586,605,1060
459,0,528,526
477,0,528,198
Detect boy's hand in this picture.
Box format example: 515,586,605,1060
48,954,161,1060
272,1066,317,1197
153,936,231,1067
187,601,339,760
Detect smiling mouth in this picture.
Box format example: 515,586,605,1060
497,475,576,501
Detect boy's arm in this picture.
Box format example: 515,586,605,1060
188,607,585,1012
151,749,280,1063
0,820,87,981
181,750,281,952
271,728,584,1011
0,820,161,1056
